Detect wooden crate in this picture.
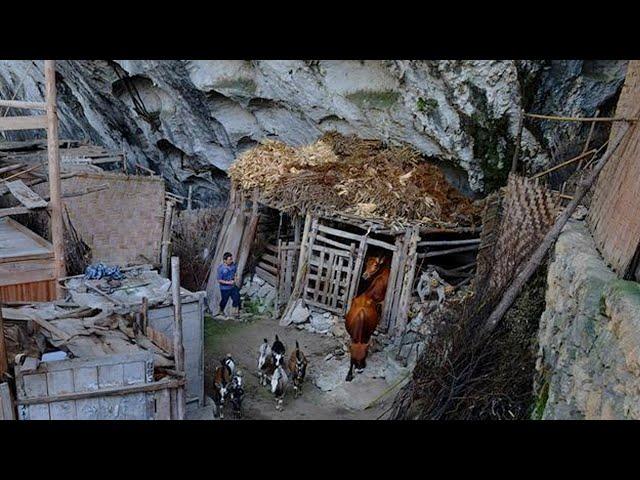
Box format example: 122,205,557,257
14,352,184,420
0,217,56,302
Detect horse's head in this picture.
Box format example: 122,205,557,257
362,256,386,280
349,342,368,370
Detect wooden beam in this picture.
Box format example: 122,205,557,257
524,112,637,123
0,206,33,218
0,164,23,175
16,377,185,406
45,60,66,297
6,180,47,209
0,99,46,111
0,115,47,132
418,244,479,258
418,238,481,247
171,256,186,419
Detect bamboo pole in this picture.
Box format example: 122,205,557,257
530,149,597,180
45,60,66,297
483,110,638,335
171,256,186,419
160,200,175,278
524,112,637,123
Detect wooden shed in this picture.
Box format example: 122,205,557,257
207,133,482,339
0,217,56,302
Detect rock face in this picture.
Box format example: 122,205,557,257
0,60,627,203
535,219,640,419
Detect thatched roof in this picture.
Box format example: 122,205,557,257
229,132,481,229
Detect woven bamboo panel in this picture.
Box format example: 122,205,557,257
589,60,640,278
474,174,561,301
34,172,166,266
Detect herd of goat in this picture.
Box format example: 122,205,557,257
211,335,308,419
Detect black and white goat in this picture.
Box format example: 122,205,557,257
228,370,244,418
271,334,286,367
258,338,274,386
288,341,308,398
271,354,288,411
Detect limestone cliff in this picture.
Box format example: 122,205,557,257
0,60,627,205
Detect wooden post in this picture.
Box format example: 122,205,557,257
141,297,148,334
44,60,66,297
394,226,420,344
171,256,186,419
346,232,369,312
160,200,175,278
511,108,524,174
234,190,260,288
0,303,8,379
280,213,313,320
380,234,403,332
291,213,312,293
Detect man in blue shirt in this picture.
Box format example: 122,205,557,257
217,252,241,317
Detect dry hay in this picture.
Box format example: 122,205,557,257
229,132,481,227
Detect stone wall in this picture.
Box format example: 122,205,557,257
535,219,640,419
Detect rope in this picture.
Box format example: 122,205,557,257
108,61,160,131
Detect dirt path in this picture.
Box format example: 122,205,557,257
200,314,393,420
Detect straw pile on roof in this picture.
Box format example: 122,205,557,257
229,132,481,227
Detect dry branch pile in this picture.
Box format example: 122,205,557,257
391,174,560,420
172,207,225,291
229,132,481,227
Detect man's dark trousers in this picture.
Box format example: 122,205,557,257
220,286,241,312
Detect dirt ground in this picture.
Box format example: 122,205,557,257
194,314,397,420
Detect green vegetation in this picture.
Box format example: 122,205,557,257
532,375,550,420
204,314,245,351
459,83,512,192
416,96,438,113
608,279,640,303
346,89,400,110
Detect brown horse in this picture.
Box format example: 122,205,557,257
362,255,391,303
344,255,391,382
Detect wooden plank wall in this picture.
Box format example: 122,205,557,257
589,60,640,279
0,280,56,303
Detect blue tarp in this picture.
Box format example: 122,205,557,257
84,263,125,280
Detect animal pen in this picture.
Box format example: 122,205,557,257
207,133,483,341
